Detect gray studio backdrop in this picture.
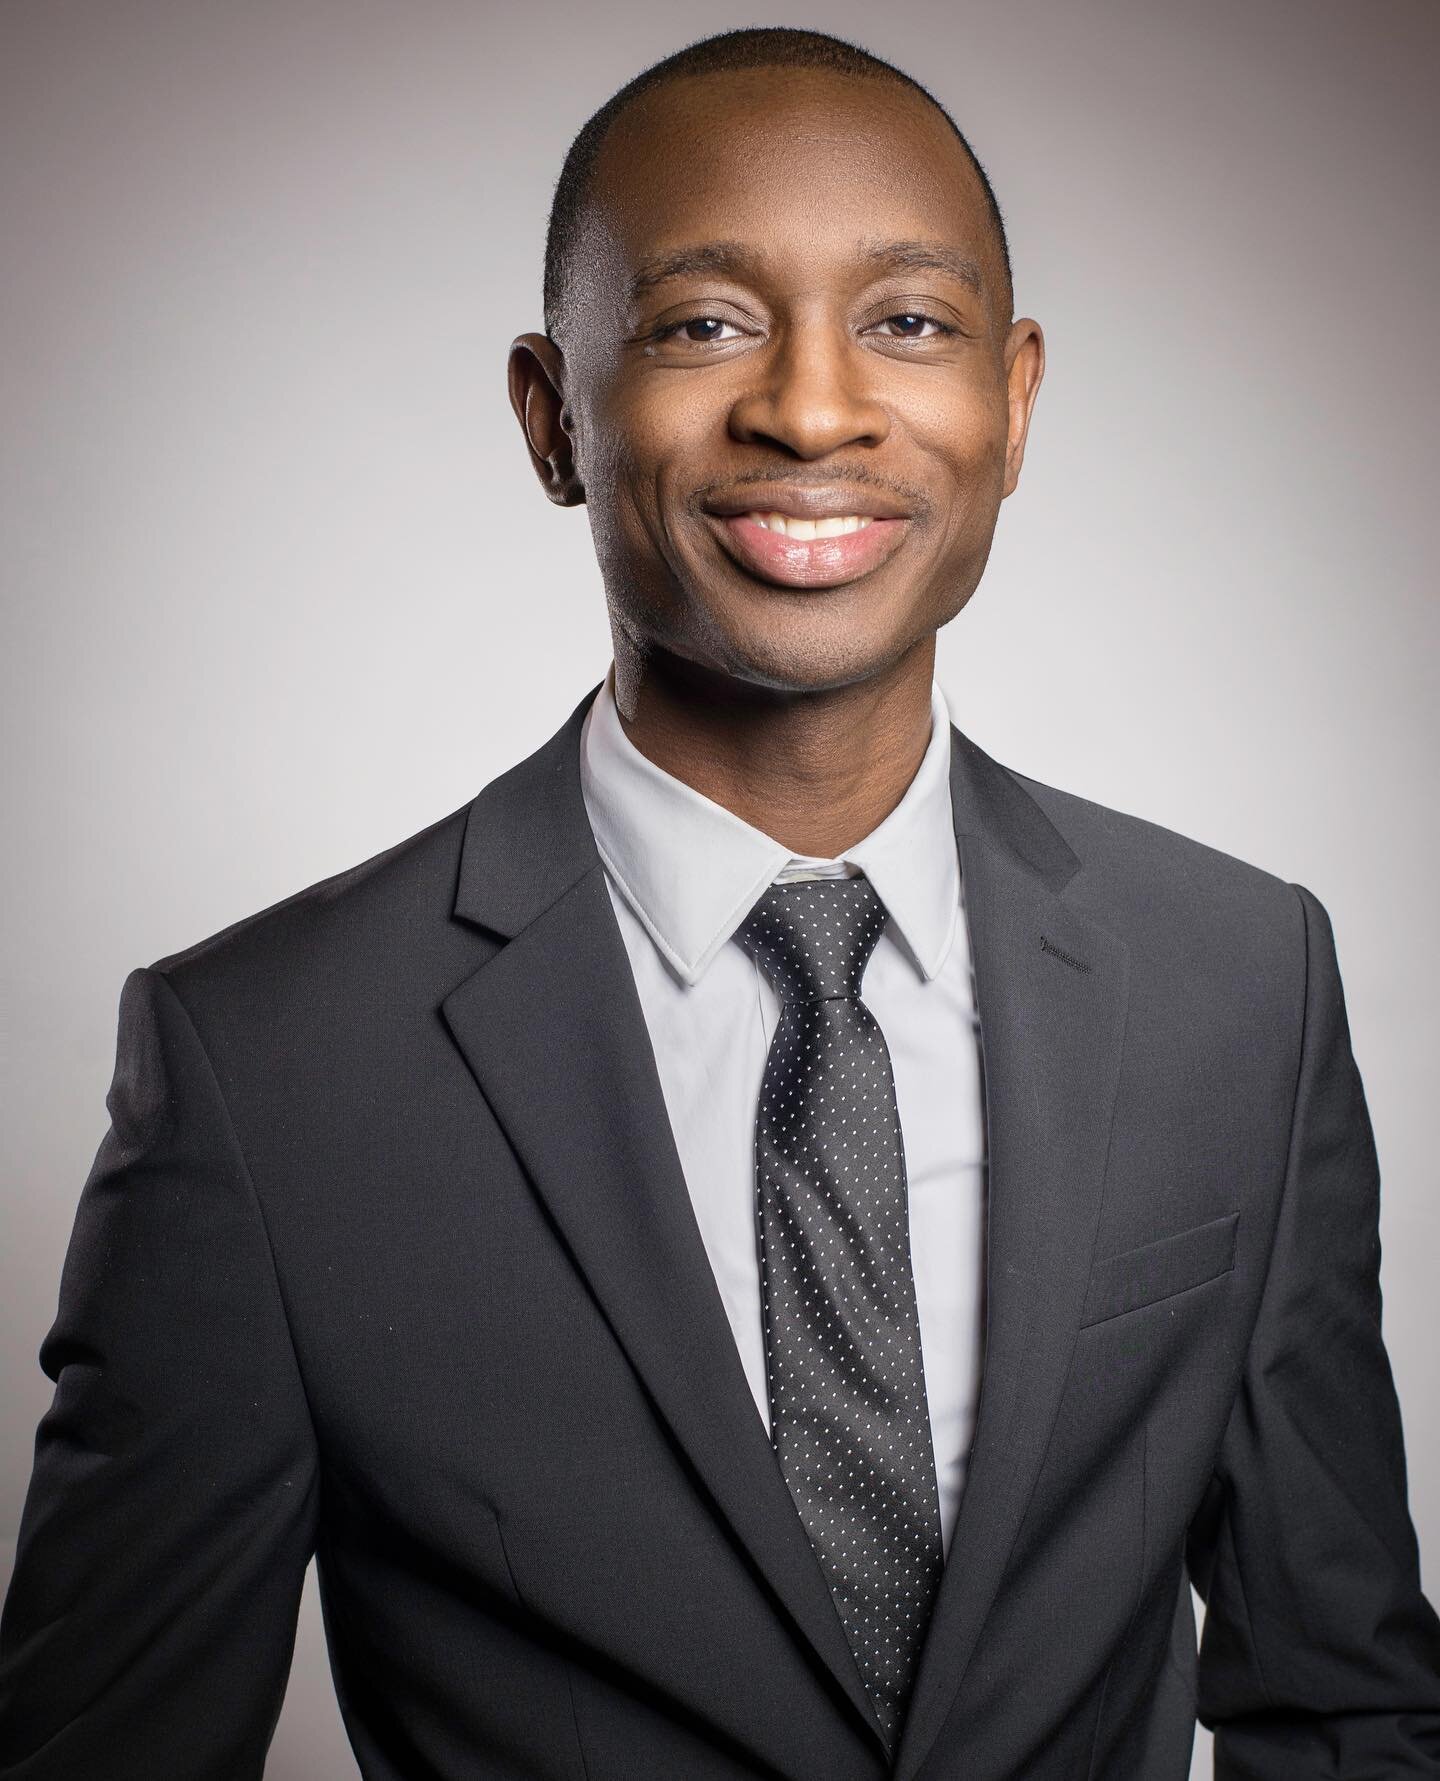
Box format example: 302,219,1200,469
3,3,1436,1776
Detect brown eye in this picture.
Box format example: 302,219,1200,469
656,316,741,344
875,312,951,339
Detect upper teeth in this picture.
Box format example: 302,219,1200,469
746,511,874,540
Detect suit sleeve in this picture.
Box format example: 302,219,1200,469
1188,883,1440,1777
0,966,320,1779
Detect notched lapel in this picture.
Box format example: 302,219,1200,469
893,742,1131,1781
440,696,1130,1776
440,694,887,1753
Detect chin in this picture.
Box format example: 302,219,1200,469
724,595,927,683
707,631,910,697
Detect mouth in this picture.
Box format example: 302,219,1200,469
707,509,910,590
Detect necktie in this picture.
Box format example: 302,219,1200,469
735,874,944,1752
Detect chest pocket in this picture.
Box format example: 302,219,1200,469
1080,1210,1240,1327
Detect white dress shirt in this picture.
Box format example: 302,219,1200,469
579,665,987,1555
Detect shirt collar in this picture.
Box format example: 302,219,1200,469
579,664,959,988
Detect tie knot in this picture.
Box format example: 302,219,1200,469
734,875,888,1002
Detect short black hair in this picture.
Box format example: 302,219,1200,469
542,26,1013,342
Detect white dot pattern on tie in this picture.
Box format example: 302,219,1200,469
735,874,944,1752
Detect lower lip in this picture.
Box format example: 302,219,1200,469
713,514,909,589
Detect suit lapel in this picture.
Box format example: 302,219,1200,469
440,686,888,1753
892,733,1131,1781
440,689,1130,1776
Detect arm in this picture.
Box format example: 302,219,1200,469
0,966,320,1779
1188,884,1440,1777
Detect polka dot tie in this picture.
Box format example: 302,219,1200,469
735,874,944,1753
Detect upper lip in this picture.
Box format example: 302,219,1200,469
702,487,912,521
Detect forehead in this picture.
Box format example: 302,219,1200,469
586,67,996,291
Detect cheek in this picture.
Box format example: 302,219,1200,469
579,419,695,613
579,447,645,582
579,408,649,526
584,385,692,530
911,393,1010,553
634,400,721,539
912,379,1006,476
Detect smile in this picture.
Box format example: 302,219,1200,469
712,511,909,589
744,511,875,539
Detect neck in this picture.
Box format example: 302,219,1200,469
609,635,938,858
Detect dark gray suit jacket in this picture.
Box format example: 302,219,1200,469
3,683,1439,1779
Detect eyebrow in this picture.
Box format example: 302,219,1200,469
862,238,984,295
628,241,753,301
627,236,985,302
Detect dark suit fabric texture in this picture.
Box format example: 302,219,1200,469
2,682,1438,1780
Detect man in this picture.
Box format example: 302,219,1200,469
1,22,1437,1779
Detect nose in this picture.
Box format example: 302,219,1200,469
727,322,891,459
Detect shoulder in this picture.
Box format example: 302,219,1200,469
1018,766,1291,897
147,797,478,1021
1004,763,1309,979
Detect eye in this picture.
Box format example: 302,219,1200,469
870,311,955,340
653,315,744,345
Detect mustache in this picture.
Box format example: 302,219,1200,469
691,466,930,517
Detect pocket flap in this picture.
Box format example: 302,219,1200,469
1080,1210,1240,1327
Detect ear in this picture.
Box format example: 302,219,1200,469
1000,318,1045,499
508,332,585,506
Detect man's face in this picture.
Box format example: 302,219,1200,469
516,68,1044,697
